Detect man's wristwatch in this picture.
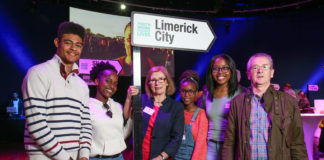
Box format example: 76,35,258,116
160,154,166,160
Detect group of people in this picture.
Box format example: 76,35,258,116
21,21,307,160
282,83,312,113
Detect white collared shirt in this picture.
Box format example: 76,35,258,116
89,98,133,156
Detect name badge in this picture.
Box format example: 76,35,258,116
143,106,155,116
225,103,231,109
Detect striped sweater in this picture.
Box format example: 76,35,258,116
21,55,92,159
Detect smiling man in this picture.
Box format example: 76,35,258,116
21,22,92,160
222,53,307,160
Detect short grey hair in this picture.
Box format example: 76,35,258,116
247,53,273,71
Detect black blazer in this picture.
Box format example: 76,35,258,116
141,94,184,159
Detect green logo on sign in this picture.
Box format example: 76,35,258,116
137,22,150,37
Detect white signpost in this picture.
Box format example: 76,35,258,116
130,12,216,160
132,12,216,52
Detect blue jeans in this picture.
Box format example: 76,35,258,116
175,124,195,160
90,154,124,160
206,140,223,160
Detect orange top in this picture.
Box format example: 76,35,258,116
184,109,208,160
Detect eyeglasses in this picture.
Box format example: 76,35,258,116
149,77,166,84
212,66,230,73
250,64,271,72
180,89,197,95
103,103,112,118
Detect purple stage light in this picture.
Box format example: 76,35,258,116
0,5,36,73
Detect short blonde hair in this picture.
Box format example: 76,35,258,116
145,66,175,97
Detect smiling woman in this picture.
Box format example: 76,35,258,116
129,66,184,160
88,61,133,160
198,54,244,160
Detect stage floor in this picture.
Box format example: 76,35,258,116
0,143,26,160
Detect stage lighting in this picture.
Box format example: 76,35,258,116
0,5,36,73
120,4,126,10
301,61,324,93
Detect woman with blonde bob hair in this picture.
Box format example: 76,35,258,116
128,66,184,160
144,66,176,98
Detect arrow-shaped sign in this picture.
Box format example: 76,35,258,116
131,12,216,52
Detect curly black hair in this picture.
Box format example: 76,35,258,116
90,61,117,81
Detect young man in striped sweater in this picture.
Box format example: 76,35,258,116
21,21,92,160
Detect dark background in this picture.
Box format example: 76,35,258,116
0,0,323,111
